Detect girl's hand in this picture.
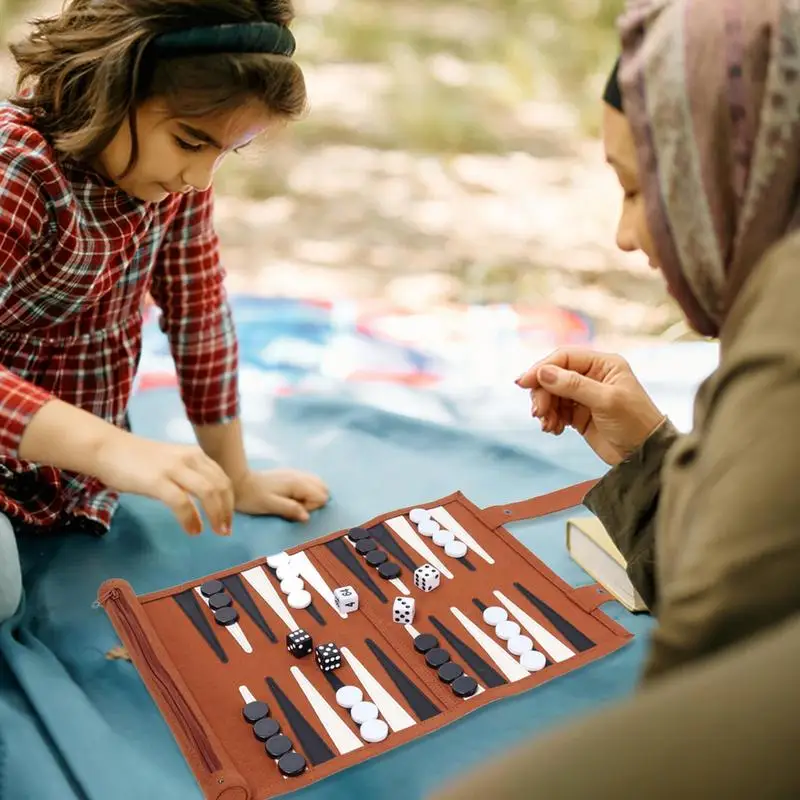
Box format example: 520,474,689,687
93,430,234,535
232,468,329,522
516,347,665,466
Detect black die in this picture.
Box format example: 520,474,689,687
286,628,313,658
314,642,342,672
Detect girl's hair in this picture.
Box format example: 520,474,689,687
9,0,307,171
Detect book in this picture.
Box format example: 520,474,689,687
566,516,647,613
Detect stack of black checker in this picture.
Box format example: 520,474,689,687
413,633,478,698
348,527,401,581
242,700,306,777
200,580,239,627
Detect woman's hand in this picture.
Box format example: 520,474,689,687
516,347,665,465
232,468,329,522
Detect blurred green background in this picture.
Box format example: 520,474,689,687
0,0,684,342
293,0,622,149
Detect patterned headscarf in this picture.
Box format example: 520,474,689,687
617,0,800,337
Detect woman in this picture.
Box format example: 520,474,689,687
429,1,800,796
517,0,800,685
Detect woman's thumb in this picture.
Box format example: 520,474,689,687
538,365,604,406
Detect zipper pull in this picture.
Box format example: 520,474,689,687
97,586,121,605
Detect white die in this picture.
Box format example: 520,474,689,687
392,596,415,624
413,564,441,592
334,585,359,613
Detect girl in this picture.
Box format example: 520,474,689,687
0,0,329,622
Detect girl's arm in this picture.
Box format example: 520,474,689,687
149,188,245,475
0,145,61,461
149,189,329,523
192,417,248,486
0,148,233,532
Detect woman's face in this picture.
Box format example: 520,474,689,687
602,104,659,271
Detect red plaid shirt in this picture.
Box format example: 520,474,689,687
0,103,240,534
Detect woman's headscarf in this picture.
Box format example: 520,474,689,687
616,0,800,337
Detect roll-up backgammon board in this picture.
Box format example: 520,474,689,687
99,480,633,800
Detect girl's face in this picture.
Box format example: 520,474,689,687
602,104,659,271
95,98,273,202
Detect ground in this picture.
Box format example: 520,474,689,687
0,0,694,347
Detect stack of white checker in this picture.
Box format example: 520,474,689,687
409,507,468,559
267,551,312,610
334,684,388,744
482,604,546,672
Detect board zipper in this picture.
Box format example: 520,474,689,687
100,585,223,775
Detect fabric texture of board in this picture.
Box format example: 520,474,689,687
99,480,632,800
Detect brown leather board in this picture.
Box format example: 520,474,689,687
99,481,632,800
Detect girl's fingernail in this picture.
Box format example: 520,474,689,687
221,523,231,536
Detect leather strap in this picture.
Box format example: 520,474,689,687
480,478,598,529
570,584,616,613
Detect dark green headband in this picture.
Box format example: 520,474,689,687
151,22,296,58
603,57,623,112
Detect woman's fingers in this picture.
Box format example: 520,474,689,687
517,347,627,391
516,348,598,389
536,396,584,436
571,404,592,437
533,386,554,418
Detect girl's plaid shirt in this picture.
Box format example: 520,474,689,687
0,103,240,533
